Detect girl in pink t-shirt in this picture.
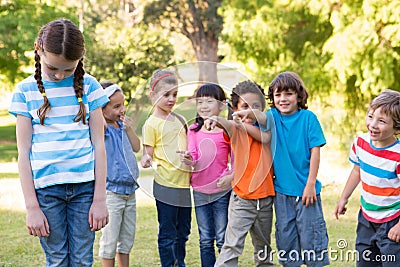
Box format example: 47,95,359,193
178,83,233,266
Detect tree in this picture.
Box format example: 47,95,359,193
222,0,333,93
222,0,400,149
84,9,175,109
323,0,400,133
0,0,74,86
86,22,175,93
143,0,223,83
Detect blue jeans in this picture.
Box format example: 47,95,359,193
36,181,95,267
156,199,192,267
356,210,400,267
194,190,230,267
274,192,329,267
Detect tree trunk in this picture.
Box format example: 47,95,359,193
191,33,219,85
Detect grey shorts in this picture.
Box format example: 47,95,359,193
99,191,137,259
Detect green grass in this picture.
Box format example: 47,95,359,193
0,209,45,266
0,185,360,266
0,173,18,179
0,143,17,163
0,109,361,266
0,124,16,142
0,123,17,163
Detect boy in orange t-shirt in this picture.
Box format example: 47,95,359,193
207,80,275,267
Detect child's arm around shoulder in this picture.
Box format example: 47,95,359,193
334,165,361,220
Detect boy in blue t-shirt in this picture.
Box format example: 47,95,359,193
234,72,329,266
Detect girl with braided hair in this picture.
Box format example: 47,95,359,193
9,19,109,266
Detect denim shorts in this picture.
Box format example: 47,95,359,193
274,192,329,267
356,210,400,267
99,191,136,258
36,181,95,267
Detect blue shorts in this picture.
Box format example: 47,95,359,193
356,210,400,267
274,192,329,267
36,181,95,267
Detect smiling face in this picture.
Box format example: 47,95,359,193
272,88,299,115
235,93,264,124
103,91,125,124
196,96,224,119
366,107,399,148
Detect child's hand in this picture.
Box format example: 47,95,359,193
217,173,233,191
334,199,348,220
233,110,254,121
26,206,50,237
176,150,193,166
89,199,109,231
141,154,153,168
121,115,133,129
204,116,218,130
388,221,400,242
302,183,317,207
232,113,244,125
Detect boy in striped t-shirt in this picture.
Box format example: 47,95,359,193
335,89,400,266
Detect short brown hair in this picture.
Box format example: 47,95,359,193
369,89,400,130
268,71,308,110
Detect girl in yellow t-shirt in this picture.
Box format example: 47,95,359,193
141,69,191,267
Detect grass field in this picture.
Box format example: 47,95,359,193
0,185,361,266
0,108,362,266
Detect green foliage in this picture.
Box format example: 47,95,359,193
85,18,175,104
0,0,77,86
143,0,223,36
2,0,400,151
222,0,400,150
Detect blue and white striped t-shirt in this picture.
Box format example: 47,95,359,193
9,74,109,189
